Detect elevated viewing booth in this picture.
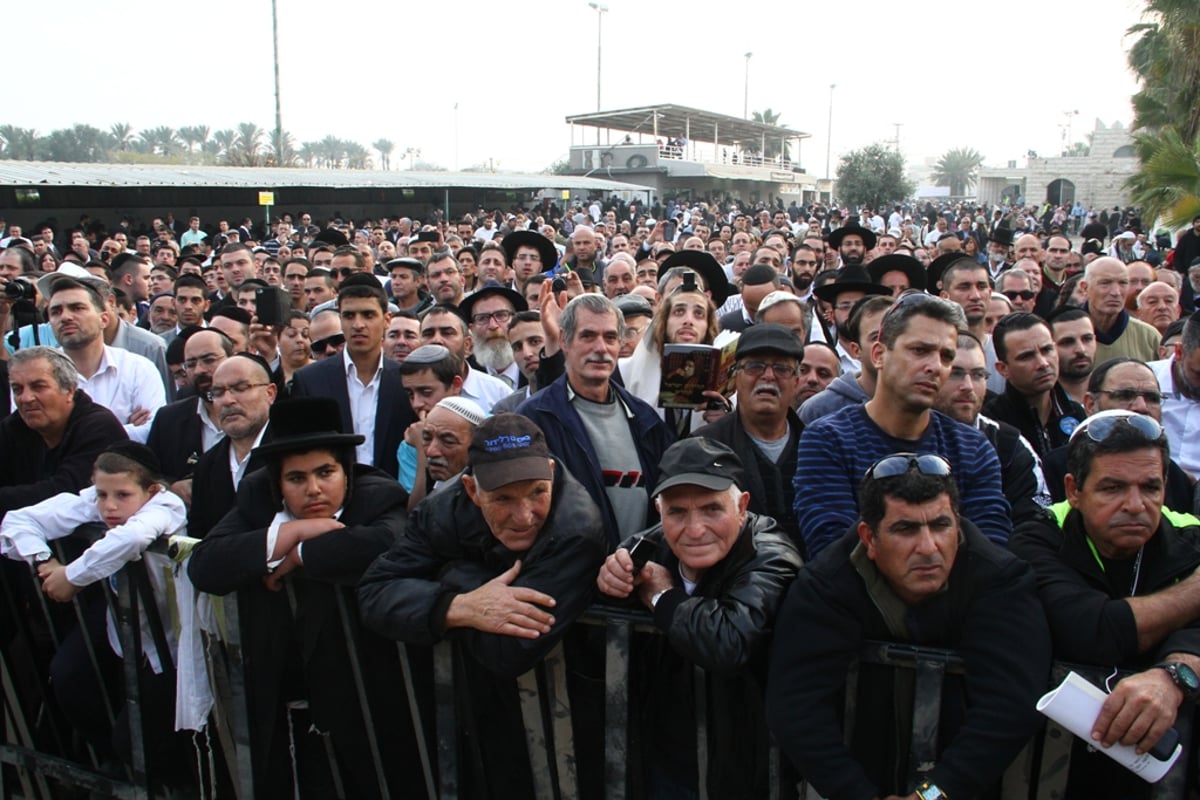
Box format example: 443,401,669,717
564,104,825,206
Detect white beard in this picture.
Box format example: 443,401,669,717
474,337,515,372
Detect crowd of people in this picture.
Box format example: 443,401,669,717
0,193,1199,799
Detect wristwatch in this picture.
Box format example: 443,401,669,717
915,781,947,800
1153,662,1200,702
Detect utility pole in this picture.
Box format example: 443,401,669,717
271,0,283,164
743,52,753,119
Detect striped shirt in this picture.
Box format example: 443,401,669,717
794,404,1012,558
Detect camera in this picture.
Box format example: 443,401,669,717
3,278,36,302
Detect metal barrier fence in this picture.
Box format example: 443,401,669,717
0,537,1193,800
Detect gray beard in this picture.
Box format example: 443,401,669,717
474,337,514,372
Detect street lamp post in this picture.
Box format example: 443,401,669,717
825,84,836,185
588,3,608,112
743,52,753,119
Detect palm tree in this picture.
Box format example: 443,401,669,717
345,142,372,170
320,135,344,169
931,147,984,197
373,138,394,170
109,122,134,151
1126,127,1200,229
298,141,319,169
746,109,788,160
212,129,236,160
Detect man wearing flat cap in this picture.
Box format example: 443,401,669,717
694,324,806,542
597,437,802,798
359,413,607,796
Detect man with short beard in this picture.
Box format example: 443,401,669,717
187,353,277,539
493,311,546,414
1050,308,1097,403
935,331,1051,525
460,283,527,388
983,313,1085,460
145,329,234,492
828,222,875,269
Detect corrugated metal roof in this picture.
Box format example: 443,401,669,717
566,104,809,146
0,161,652,193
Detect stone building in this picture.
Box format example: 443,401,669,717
977,120,1137,210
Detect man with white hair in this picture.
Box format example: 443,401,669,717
1082,257,1161,364
406,396,487,509
1136,281,1181,335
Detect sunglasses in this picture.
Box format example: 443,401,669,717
311,333,345,354
1070,412,1163,443
333,267,355,278
1003,290,1036,301
1095,389,1163,406
865,452,952,481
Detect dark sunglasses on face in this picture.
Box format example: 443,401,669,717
311,333,345,354
1003,290,1036,301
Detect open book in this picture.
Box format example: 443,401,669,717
657,337,739,409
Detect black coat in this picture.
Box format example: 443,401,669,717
0,390,127,520
186,432,270,540
289,355,413,479
144,396,205,482
718,308,751,333
618,514,801,797
766,520,1051,800
982,382,1084,461
692,409,802,548
187,465,410,798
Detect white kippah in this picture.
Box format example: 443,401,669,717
434,396,488,427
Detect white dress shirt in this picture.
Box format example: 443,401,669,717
1152,358,1200,479
462,367,515,412
229,423,270,489
344,348,384,465
76,345,166,443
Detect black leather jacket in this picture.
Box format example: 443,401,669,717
357,466,606,679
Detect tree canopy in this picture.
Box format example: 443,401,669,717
931,147,984,198
835,144,914,209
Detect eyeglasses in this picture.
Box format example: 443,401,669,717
205,382,270,402
1003,290,1036,301
737,360,798,378
949,367,989,383
1095,388,1163,406
1070,411,1164,443
182,353,223,371
865,452,952,481
622,325,646,341
471,309,514,326
311,333,345,354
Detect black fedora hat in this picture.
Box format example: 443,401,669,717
501,230,559,272
659,250,733,305
311,228,349,248
988,226,1014,247
828,223,877,252
458,280,528,324
926,253,979,294
253,397,363,460
867,254,927,292
812,265,891,303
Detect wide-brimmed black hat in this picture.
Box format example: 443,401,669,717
988,226,1014,247
253,397,363,460
926,253,978,293
812,265,892,303
501,230,559,272
458,280,528,323
828,223,877,252
312,228,349,248
659,250,733,305
868,254,927,292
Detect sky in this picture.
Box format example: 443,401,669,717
10,0,1149,176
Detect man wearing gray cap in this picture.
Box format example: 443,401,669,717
359,413,606,796
596,437,802,798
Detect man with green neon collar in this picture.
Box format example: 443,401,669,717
1011,409,1200,799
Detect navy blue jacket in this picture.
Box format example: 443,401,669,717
516,375,674,548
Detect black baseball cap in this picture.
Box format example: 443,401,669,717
653,438,746,497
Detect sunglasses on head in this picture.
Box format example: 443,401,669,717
311,333,345,354
865,452,952,481
1069,411,1163,444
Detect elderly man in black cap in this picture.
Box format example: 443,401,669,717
694,324,806,542
985,225,1014,280
596,437,802,798
461,281,529,388
812,265,892,374
359,413,607,797
828,220,877,269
